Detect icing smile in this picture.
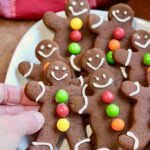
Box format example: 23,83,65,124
135,39,150,48
38,47,58,58
112,10,131,22
69,6,88,16
51,71,68,81
93,78,113,88
87,58,105,71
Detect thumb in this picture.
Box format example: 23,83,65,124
0,111,45,150
11,111,45,136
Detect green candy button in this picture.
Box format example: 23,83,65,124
106,51,115,65
106,104,120,117
143,53,150,65
55,90,69,103
68,42,81,55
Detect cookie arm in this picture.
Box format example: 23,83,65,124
114,48,133,67
88,14,104,33
25,81,51,104
18,61,43,81
43,12,66,31
121,81,141,100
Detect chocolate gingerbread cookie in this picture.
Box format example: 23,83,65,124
43,0,95,57
118,72,150,149
69,48,132,149
89,3,135,53
114,30,150,85
25,60,91,150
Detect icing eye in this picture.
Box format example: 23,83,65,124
62,67,66,71
88,57,92,62
72,1,76,6
102,74,106,79
55,66,59,70
80,2,84,6
95,76,99,81
137,35,141,40
40,45,45,50
116,9,120,14
124,11,127,15
144,35,148,39
96,54,100,58
47,44,52,48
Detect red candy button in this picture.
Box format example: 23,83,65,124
113,27,125,40
102,90,114,104
70,30,82,42
56,104,69,117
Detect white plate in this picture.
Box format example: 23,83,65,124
5,10,150,150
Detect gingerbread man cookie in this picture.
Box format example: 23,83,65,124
25,60,91,150
118,72,150,149
70,63,131,150
114,30,150,85
43,0,95,57
89,3,135,53
18,40,69,82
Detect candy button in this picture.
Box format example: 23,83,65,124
102,90,115,104
143,53,150,65
70,18,83,30
68,42,81,55
113,27,125,40
56,104,69,117
106,104,120,117
111,119,125,131
55,90,69,103
147,67,150,73
57,118,70,132
70,30,82,42
109,39,121,51
43,62,50,72
106,51,115,65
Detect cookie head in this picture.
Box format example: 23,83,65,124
35,40,59,61
45,61,71,85
65,0,90,17
132,30,150,50
89,68,114,92
81,48,105,73
109,3,134,23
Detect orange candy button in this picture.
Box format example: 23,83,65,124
147,67,150,73
109,39,121,51
111,119,125,131
43,62,50,72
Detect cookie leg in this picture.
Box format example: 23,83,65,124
18,61,43,81
28,102,61,150
66,114,91,150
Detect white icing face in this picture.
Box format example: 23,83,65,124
51,65,68,81
86,54,105,71
68,0,89,16
112,8,131,23
90,70,114,89
134,33,150,49
38,43,58,58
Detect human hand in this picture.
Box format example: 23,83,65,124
0,84,45,150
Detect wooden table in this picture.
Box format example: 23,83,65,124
0,0,149,83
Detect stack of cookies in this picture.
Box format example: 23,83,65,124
18,0,150,149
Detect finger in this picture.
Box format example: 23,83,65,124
0,111,45,136
0,105,39,115
0,84,37,106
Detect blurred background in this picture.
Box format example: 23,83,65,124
0,0,149,83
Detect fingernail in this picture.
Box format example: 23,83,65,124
33,112,45,126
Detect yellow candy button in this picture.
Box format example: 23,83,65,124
70,18,83,30
57,118,70,132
